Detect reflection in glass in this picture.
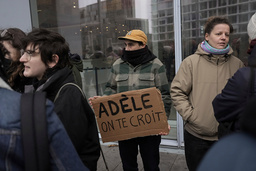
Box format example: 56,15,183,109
31,0,256,143
209,0,217,8
209,10,216,17
228,6,237,14
239,4,248,13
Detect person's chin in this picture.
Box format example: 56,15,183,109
23,72,31,78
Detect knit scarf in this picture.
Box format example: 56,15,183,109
247,39,256,55
121,45,156,67
201,40,230,55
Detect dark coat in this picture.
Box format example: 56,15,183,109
213,47,256,131
25,67,100,171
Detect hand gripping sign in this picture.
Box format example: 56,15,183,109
91,87,169,143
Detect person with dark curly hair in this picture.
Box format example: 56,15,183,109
0,28,31,92
0,37,89,171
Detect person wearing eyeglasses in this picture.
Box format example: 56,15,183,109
19,28,101,171
0,28,32,92
0,43,89,171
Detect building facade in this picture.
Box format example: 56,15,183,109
1,0,256,148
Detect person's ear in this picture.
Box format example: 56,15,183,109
205,33,209,41
48,54,59,68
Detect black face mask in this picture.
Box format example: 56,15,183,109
0,56,11,81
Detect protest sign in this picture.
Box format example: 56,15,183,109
91,87,169,142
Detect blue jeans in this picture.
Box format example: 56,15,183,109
184,130,216,171
118,135,161,171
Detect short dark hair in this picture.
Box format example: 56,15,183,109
22,28,71,70
137,41,144,46
204,16,233,35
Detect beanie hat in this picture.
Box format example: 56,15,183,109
247,13,256,40
118,30,147,45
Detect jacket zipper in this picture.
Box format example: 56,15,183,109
217,57,219,65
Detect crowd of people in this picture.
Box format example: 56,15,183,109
0,12,256,171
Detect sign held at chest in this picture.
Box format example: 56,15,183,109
91,87,169,142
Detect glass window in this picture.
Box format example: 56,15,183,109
153,27,158,32
183,5,190,13
159,10,165,17
183,22,190,30
218,7,227,15
160,33,166,40
228,6,237,14
167,17,173,24
209,10,216,16
152,20,158,26
167,32,174,39
159,19,166,25
26,0,254,147
191,13,196,20
183,13,190,21
200,2,207,10
192,30,197,37
239,23,247,32
209,0,217,8
192,22,196,28
239,4,248,13
158,3,166,9
167,1,173,8
191,4,196,12
167,10,173,16
152,13,158,18
160,26,166,32
228,15,237,23
153,34,158,41
219,0,227,6
229,0,237,4
200,11,207,19
251,2,256,10
239,14,248,23
167,25,173,31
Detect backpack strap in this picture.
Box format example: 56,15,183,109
54,82,85,103
20,92,50,171
54,83,110,170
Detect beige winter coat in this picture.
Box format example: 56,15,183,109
171,44,244,141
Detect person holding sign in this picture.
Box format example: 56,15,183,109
89,29,171,171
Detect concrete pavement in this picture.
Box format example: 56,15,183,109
97,143,188,171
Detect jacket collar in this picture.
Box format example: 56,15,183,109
0,77,12,90
195,44,234,56
195,44,233,64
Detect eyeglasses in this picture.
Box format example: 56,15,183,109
20,49,40,61
0,29,14,39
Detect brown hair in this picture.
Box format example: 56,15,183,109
204,16,233,35
0,28,26,89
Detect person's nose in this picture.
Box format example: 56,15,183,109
125,46,131,51
221,34,226,40
19,54,27,62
